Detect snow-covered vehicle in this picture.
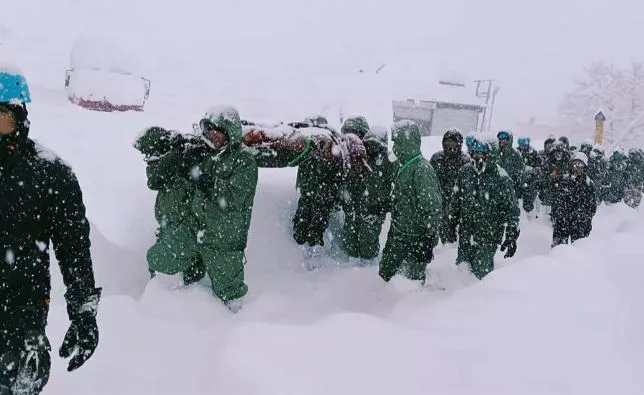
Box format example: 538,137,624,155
64,36,151,112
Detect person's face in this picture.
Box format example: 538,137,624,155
0,108,17,136
471,151,487,172
444,138,459,153
498,137,510,147
553,151,563,161
572,160,586,175
201,120,229,149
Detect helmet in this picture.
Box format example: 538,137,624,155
517,137,531,147
0,69,31,104
470,139,488,153
465,135,474,148
497,130,511,140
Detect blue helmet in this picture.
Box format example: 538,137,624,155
517,137,531,147
465,135,475,148
0,70,31,104
470,139,488,153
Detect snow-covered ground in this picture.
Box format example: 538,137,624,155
3,1,644,394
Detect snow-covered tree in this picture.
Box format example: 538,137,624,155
559,61,644,149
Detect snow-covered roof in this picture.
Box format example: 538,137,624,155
392,68,488,107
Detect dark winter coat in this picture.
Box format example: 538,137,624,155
447,143,520,246
624,149,644,207
345,129,396,216
517,145,542,210
551,173,597,222
551,171,597,245
430,136,470,210
539,143,571,205
0,138,99,327
497,133,525,196
603,152,628,204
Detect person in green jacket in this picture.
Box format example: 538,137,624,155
145,106,259,312
134,126,207,285
444,138,520,280
497,130,526,202
379,120,442,284
340,117,396,263
292,116,345,258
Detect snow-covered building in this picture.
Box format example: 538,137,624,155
393,80,487,136
65,36,151,112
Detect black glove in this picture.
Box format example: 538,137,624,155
500,227,519,258
60,288,101,372
523,200,534,213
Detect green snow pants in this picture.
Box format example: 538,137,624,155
147,224,248,301
379,229,426,282
456,237,498,280
341,211,386,259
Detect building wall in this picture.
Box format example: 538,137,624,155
432,107,481,136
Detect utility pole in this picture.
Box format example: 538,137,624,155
474,79,494,133
486,86,501,133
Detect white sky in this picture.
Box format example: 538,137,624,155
5,0,644,128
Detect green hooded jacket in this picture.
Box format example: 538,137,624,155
497,131,526,195
390,121,442,238
448,140,520,245
191,107,259,250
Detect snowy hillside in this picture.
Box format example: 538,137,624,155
3,1,644,394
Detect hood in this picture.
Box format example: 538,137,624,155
341,116,370,139
201,105,243,147
391,120,422,162
442,129,463,152
571,151,588,166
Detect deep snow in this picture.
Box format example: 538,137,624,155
3,2,644,394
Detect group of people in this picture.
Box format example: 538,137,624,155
1,65,641,394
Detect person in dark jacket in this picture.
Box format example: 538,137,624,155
340,117,396,262
516,136,541,212
603,150,628,204
588,145,607,203
292,116,345,258
430,129,470,239
445,138,520,279
551,152,597,246
0,70,101,395
558,136,570,151
624,148,644,208
496,131,526,200
540,141,571,209
430,129,470,206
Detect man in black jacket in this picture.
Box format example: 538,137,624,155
551,152,597,246
430,129,470,241
0,70,101,395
